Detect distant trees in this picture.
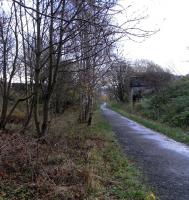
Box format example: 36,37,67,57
108,61,134,102
108,59,173,102
134,59,173,91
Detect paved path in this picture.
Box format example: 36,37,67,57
101,103,189,200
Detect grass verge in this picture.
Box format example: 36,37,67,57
85,110,155,199
109,101,189,145
0,107,154,199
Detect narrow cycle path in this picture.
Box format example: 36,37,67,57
101,103,189,200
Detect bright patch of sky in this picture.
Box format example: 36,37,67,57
115,0,189,75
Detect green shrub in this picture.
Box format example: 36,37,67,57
138,78,189,128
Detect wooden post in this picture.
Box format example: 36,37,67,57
130,88,134,112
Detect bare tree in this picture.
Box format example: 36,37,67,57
0,0,156,134
108,60,134,102
0,3,19,129
134,59,173,91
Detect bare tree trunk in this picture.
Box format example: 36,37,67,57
40,0,53,136
19,4,30,117
87,94,93,126
79,92,87,123
0,46,8,129
0,30,8,130
33,0,41,135
41,95,50,135
0,96,8,129
22,98,34,132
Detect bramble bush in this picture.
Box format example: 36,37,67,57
138,78,189,129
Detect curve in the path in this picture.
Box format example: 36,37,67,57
101,103,189,200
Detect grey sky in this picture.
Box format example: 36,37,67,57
116,0,189,75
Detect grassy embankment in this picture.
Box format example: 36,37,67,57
0,107,154,200
109,101,189,145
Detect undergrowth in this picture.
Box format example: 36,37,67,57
0,108,154,199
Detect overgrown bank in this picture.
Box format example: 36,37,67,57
109,100,189,145
0,108,153,200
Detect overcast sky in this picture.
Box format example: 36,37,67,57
115,0,189,75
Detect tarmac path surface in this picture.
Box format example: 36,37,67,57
101,103,189,200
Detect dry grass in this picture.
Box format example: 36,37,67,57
8,110,26,124
0,109,103,199
0,108,153,200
